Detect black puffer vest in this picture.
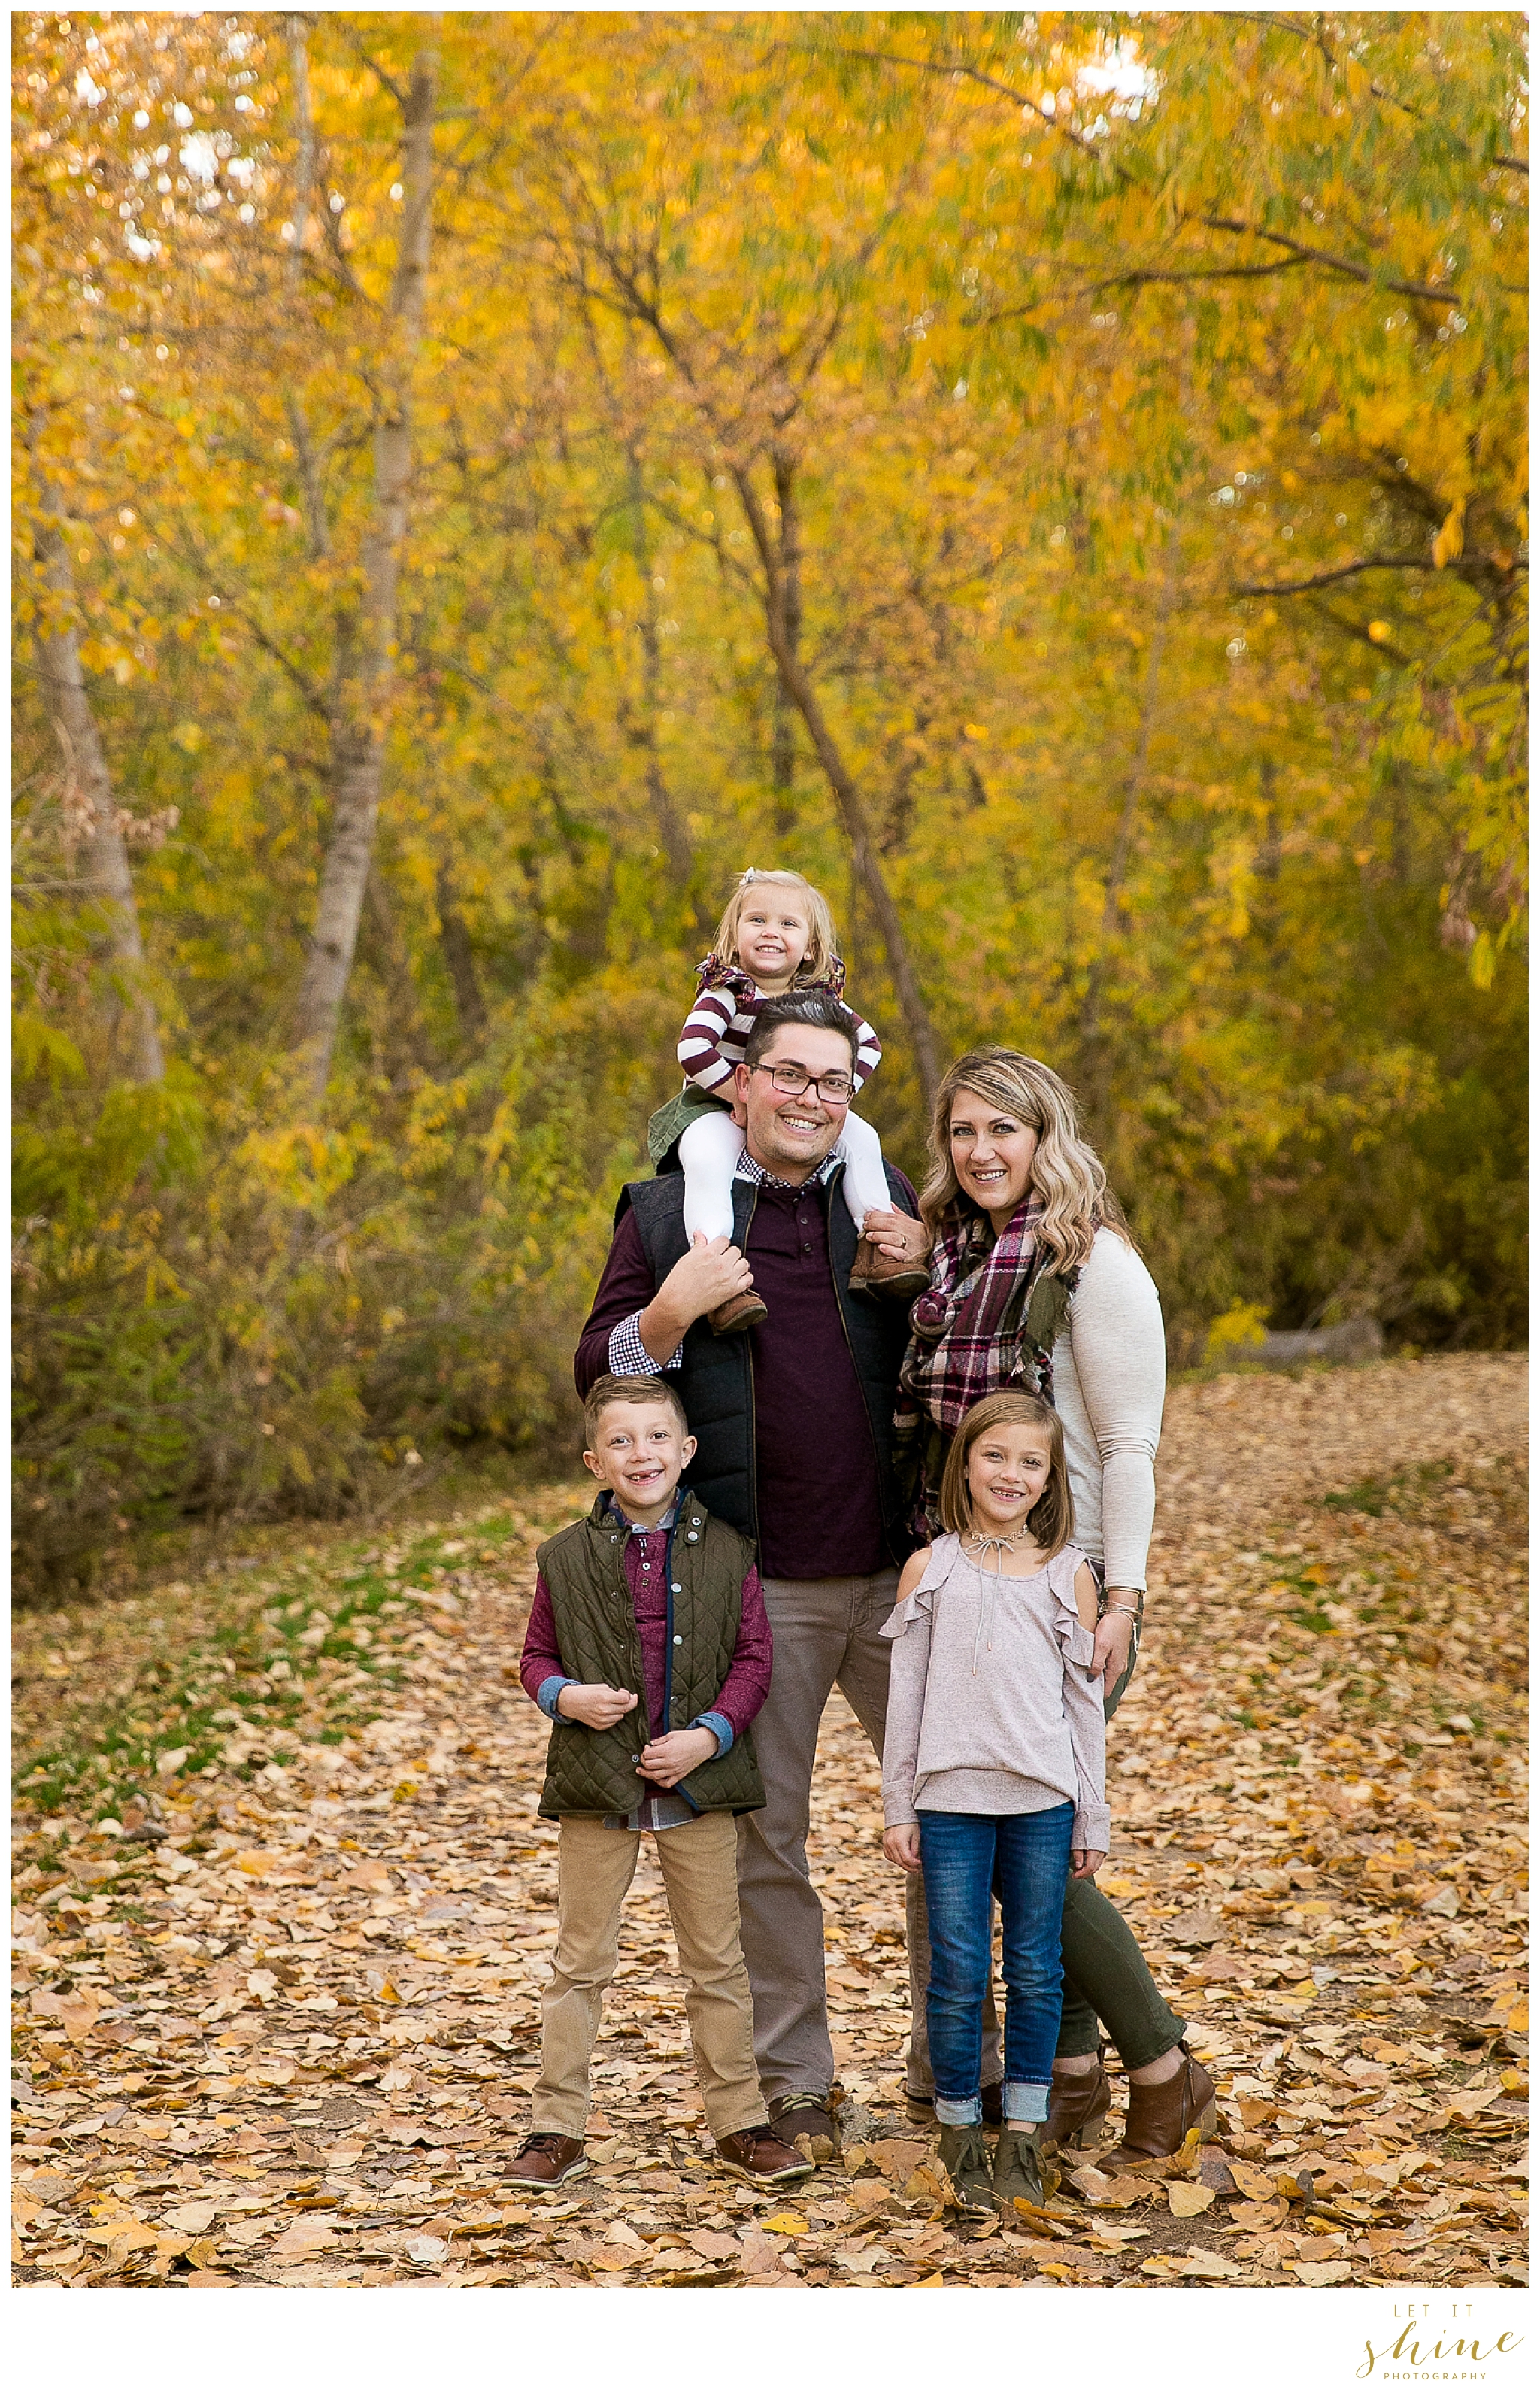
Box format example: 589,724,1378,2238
620,1161,918,1563
535,1491,765,1820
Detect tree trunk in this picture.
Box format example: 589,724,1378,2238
282,15,332,562
769,448,802,836
435,860,487,1040
625,447,696,890
32,495,163,1084
732,462,941,1103
293,44,437,1105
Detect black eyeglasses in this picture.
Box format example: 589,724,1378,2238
750,1062,855,1102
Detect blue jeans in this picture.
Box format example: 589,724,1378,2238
917,1804,1075,2127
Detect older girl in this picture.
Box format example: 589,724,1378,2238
894,1046,1217,2164
882,1391,1108,2217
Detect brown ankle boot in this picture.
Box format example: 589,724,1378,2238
847,1240,930,1300
1044,2048,1112,2152
708,1287,768,1336
1110,2042,1217,2164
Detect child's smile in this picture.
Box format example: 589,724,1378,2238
969,1429,1053,1530
583,1400,697,1527
737,901,811,989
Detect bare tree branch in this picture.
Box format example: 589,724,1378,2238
835,43,1467,304
1236,554,1432,596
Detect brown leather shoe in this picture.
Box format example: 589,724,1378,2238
505,2131,588,2188
1045,2048,1113,2151
847,1239,931,1300
767,2094,841,2164
1109,2042,1217,2164
715,2124,815,2187
708,1288,769,1336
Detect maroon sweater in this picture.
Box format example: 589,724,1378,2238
520,1509,773,1742
574,1172,908,1579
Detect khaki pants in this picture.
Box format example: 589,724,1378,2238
737,1569,1004,2109
532,1811,764,2143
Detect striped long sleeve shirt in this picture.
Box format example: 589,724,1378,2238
676,959,882,1096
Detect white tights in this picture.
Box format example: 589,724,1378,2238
679,1104,892,1245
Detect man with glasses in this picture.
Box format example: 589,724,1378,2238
574,992,935,2160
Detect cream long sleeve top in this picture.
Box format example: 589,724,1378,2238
880,1537,1110,1852
1050,1227,1166,1592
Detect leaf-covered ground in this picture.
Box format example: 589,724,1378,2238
12,1353,1527,2291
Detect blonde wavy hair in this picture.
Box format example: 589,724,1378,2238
919,1045,1134,1270
711,869,840,986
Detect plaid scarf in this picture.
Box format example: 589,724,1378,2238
894,1195,1078,1537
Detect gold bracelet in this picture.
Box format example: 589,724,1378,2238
1104,1603,1143,1619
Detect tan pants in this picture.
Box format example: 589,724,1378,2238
532,1811,764,2143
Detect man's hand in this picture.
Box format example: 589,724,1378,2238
638,1726,719,1788
883,1823,923,1873
860,1207,932,1269
1071,1847,1107,1882
637,1232,756,1361
556,1682,638,1730
1090,1600,1137,1688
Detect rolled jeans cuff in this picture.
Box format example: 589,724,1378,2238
1004,2079,1050,2125
935,2094,983,2127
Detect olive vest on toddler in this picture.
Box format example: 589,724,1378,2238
534,1491,765,1820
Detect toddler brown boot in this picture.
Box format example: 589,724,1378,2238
847,1239,931,1300
708,1288,768,1336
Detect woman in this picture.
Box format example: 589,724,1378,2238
888,1045,1214,2161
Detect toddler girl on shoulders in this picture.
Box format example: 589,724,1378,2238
647,868,924,1329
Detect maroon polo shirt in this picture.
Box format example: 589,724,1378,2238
574,1173,898,1580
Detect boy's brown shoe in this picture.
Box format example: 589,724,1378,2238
714,2125,816,2188
505,2132,589,2188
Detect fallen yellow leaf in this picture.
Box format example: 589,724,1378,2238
759,2213,808,2236
1179,2247,1244,2279
1168,2180,1215,2218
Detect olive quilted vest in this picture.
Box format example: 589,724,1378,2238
534,1491,765,1820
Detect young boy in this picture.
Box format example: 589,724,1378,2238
509,1372,811,2191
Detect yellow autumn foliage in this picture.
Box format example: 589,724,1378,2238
11,11,1526,1590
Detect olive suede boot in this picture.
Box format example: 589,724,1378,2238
993,2125,1048,2214
937,2123,995,2219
